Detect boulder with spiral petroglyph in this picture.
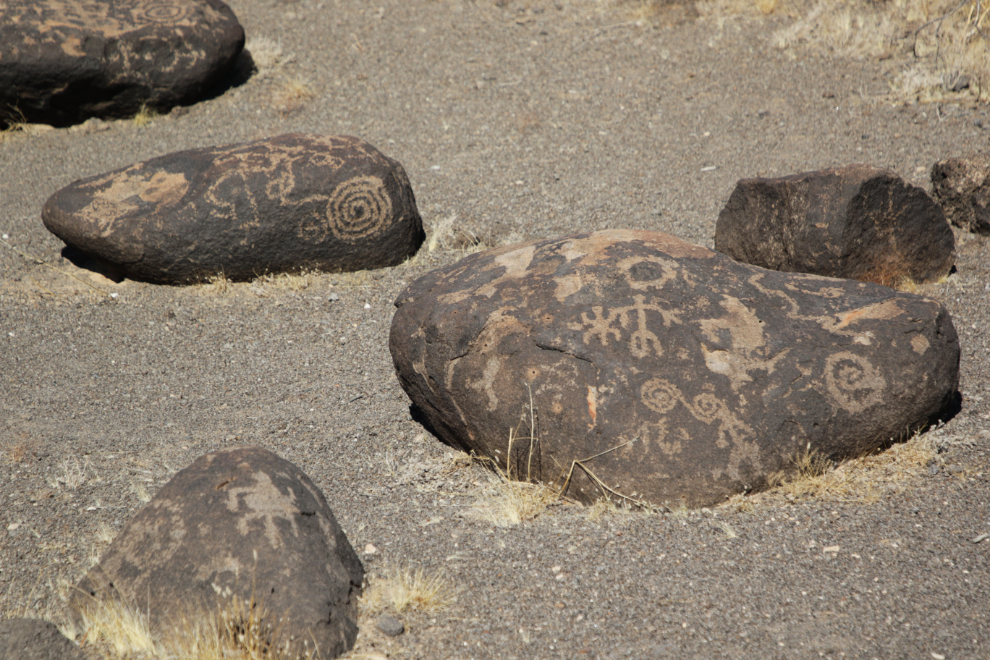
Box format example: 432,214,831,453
42,133,425,283
69,445,364,660
389,230,959,507
0,0,244,127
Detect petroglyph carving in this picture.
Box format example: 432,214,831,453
824,351,885,413
326,175,391,241
224,471,300,550
134,1,195,24
641,378,680,415
572,294,680,357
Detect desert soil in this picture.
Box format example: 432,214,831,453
1,1,989,659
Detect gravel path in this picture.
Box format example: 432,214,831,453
1,1,988,658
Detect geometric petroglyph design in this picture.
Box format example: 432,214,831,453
571,294,681,358
641,377,680,414
824,351,885,413
326,175,392,241
224,471,300,550
133,1,194,24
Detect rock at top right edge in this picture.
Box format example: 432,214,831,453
714,165,955,286
389,230,960,508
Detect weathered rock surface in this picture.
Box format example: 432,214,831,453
0,618,86,660
931,155,990,235
69,445,363,659
714,165,955,286
0,0,244,128
42,133,425,283
390,230,959,507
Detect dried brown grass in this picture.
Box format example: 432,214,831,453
361,565,458,615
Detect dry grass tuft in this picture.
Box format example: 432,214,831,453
203,271,232,295
584,495,637,521
361,565,458,615
75,580,309,659
470,469,561,526
770,0,989,104
253,270,315,292
132,105,158,128
734,429,942,508
246,36,295,76
426,213,494,254
274,78,315,115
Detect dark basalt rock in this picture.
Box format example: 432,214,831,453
714,165,955,286
931,155,990,236
389,230,959,507
69,445,363,660
42,133,425,283
0,0,245,128
0,618,86,660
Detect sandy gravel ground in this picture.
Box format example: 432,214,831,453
1,1,989,659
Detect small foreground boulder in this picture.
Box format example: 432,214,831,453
42,133,425,283
0,0,244,127
390,230,959,507
714,165,955,286
931,155,990,236
0,618,86,660
69,445,363,659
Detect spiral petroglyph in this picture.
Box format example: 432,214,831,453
326,176,392,241
687,392,726,425
824,351,885,413
641,378,681,415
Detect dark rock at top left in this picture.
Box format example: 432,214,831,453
0,0,244,127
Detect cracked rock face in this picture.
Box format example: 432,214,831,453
70,445,363,660
714,165,955,286
389,230,960,507
0,0,244,127
931,155,990,236
42,133,425,283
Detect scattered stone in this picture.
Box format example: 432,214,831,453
714,165,955,286
0,618,86,660
973,533,989,544
376,616,405,637
390,230,960,507
0,0,244,127
42,134,425,283
931,155,990,236
69,445,363,659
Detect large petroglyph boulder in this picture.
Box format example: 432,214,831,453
69,446,363,659
0,0,244,128
931,155,990,236
42,134,425,283
390,230,959,507
714,165,955,287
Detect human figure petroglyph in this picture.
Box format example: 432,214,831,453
572,294,680,358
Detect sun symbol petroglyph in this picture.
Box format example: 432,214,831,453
824,351,885,413
326,175,392,241
571,295,680,358
618,256,679,292
641,378,680,415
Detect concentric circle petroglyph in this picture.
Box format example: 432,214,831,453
326,176,392,241
132,1,194,25
824,351,885,413
641,378,681,415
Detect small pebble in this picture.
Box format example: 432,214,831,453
328,293,340,302
377,615,404,637
364,302,371,309
973,533,989,544
364,543,378,554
